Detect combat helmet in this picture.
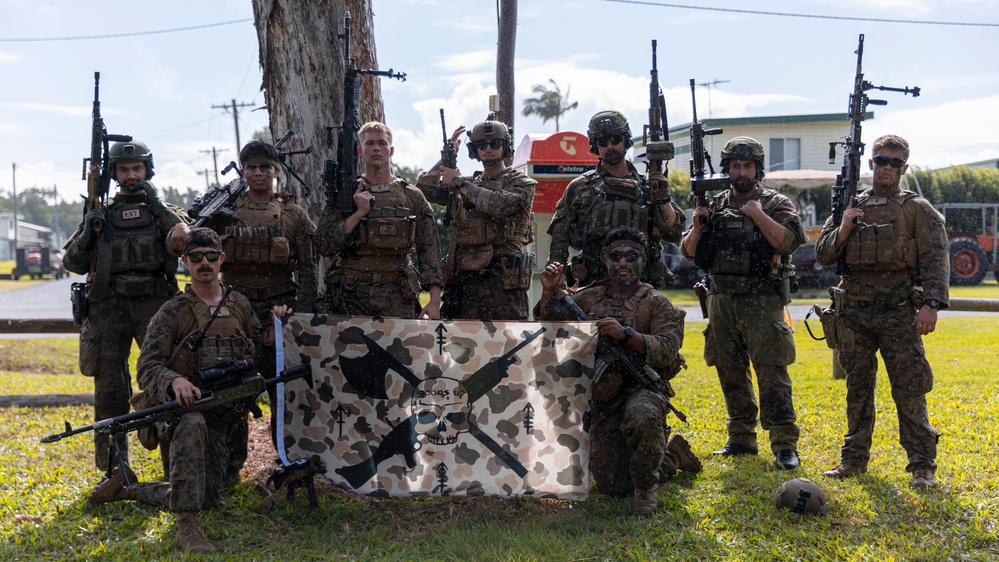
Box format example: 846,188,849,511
109,140,155,181
587,110,633,155
466,119,514,160
775,478,828,516
720,136,765,180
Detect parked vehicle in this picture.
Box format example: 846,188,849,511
12,247,62,280
936,203,998,286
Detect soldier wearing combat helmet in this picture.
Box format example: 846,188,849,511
547,110,685,289
418,116,537,320
680,136,805,471
63,139,188,473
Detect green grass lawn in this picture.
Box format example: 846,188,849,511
1,315,997,560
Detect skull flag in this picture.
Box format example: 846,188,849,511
279,316,598,499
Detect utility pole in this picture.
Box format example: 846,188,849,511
197,169,212,191
696,78,730,119
211,99,254,157
11,163,17,255
199,147,228,186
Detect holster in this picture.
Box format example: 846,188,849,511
71,282,90,325
693,279,709,319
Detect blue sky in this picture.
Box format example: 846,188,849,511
1,0,997,204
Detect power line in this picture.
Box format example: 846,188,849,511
600,0,999,27
0,19,253,42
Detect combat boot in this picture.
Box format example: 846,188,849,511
87,464,138,505
176,512,216,553
822,462,867,479
666,435,703,474
911,468,937,490
632,485,658,516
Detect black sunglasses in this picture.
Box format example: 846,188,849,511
187,250,221,263
606,250,643,263
872,155,907,169
597,135,625,148
473,139,505,150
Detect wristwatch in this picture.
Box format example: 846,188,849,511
451,175,465,188
623,327,637,341
923,299,940,310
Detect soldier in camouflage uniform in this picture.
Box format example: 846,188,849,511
88,228,288,553
317,122,444,319
547,110,685,289
680,136,804,471
537,226,701,516
173,140,318,477
815,135,948,489
417,118,537,320
62,140,187,472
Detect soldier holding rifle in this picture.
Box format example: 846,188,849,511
680,136,805,471
537,226,700,516
419,115,537,320
63,138,188,473
88,227,292,553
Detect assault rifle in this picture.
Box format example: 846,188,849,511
554,289,687,423
188,131,297,227
42,360,314,484
643,40,674,204
81,71,132,235
439,108,460,229
828,33,919,274
323,10,406,216
686,79,729,224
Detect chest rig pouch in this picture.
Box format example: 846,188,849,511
356,181,416,256
581,177,651,252
844,193,915,272
169,293,254,379
104,201,173,298
702,203,774,280
221,199,291,268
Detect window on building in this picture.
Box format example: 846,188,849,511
769,138,801,171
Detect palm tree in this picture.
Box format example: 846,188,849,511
521,79,579,132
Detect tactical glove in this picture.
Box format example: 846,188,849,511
136,181,165,214
79,208,105,249
648,171,671,203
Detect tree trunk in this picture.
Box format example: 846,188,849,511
250,0,386,221
496,0,517,132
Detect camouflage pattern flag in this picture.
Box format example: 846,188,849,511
279,316,598,499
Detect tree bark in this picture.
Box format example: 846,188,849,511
250,0,386,221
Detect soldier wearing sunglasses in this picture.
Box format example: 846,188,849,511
419,117,537,320
547,110,685,289
536,226,700,516
815,134,949,490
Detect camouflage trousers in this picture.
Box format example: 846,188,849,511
79,295,169,471
589,388,677,496
704,290,799,452
447,273,528,321
836,303,939,472
132,410,241,512
327,280,420,319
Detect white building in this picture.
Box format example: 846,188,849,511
0,213,53,260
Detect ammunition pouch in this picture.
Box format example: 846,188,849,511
873,281,913,311
499,253,534,290
71,282,90,324
455,244,494,271
112,274,173,298
357,216,416,255
453,217,500,246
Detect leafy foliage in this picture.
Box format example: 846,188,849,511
522,79,579,132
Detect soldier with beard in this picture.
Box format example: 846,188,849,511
63,139,188,473
680,136,805,471
547,110,685,289
537,226,700,516
418,118,537,320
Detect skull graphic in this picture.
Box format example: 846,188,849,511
412,377,471,445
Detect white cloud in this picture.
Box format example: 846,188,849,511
0,50,20,64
